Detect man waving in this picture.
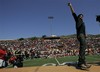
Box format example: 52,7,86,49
68,3,91,70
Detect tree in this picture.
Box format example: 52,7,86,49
18,38,24,41
29,37,38,41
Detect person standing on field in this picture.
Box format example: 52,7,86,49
68,2,91,70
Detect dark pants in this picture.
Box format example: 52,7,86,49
77,34,86,65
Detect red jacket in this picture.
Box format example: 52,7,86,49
0,49,7,60
9,56,16,61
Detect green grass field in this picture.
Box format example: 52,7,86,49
23,55,100,67
8,55,100,68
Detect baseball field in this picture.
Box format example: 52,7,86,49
0,55,100,72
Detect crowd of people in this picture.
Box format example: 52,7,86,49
0,35,100,68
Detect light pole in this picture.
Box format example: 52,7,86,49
48,16,54,36
96,15,100,26
96,15,100,33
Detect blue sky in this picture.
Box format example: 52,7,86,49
0,0,100,40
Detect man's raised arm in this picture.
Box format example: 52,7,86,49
68,2,77,22
68,3,75,13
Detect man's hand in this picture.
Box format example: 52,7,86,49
68,3,71,6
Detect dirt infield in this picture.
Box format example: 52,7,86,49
0,65,100,72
